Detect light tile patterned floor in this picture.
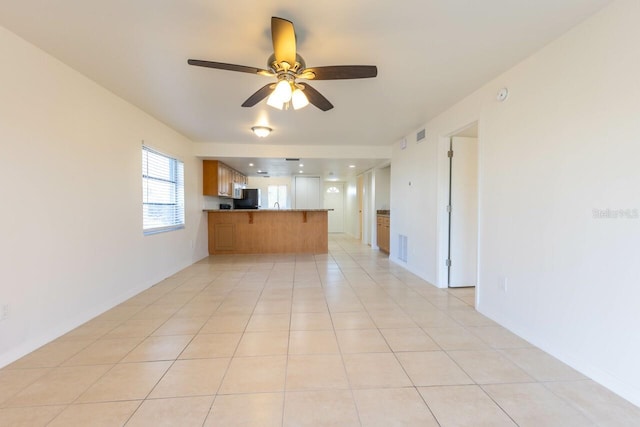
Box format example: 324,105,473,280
1,234,639,426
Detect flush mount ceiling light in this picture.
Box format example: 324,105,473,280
251,126,272,137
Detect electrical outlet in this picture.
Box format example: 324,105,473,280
0,304,8,321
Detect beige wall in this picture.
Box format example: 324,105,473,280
0,26,208,366
390,0,640,405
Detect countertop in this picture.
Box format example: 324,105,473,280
203,209,332,212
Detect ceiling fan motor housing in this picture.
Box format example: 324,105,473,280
268,53,306,74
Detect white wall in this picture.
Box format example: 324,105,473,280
390,0,640,405
344,176,359,238
203,195,228,210
193,142,391,162
374,166,391,211
371,165,391,250
0,26,208,366
361,171,374,246
390,132,439,281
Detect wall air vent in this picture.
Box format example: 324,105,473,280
416,129,426,142
398,235,408,262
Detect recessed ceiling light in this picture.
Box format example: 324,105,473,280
299,170,303,173
257,170,262,173
349,164,356,168
299,163,304,167
249,163,254,167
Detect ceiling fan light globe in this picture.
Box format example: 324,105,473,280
272,80,293,103
267,94,284,110
291,88,309,110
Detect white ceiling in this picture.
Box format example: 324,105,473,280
220,156,387,182
0,0,610,177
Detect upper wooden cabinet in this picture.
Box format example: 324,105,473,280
203,160,247,198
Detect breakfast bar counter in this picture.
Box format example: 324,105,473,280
204,209,329,254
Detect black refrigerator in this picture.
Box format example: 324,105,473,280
233,188,261,209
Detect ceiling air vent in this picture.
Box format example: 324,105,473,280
257,171,269,175
416,129,426,142
285,158,300,161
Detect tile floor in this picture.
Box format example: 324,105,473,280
1,234,639,426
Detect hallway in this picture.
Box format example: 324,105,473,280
1,235,638,426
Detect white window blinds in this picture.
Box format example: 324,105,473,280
142,145,185,234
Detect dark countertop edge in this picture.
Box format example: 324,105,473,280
203,209,332,212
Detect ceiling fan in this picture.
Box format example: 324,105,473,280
188,17,377,111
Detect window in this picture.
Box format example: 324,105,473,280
142,145,184,234
267,184,287,208
326,186,341,193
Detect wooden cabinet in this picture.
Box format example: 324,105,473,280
213,223,235,251
203,160,247,198
377,215,390,254
218,163,231,196
233,170,246,186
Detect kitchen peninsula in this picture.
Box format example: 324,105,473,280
204,209,329,254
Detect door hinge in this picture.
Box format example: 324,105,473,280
448,150,454,158
446,259,451,267
447,205,452,213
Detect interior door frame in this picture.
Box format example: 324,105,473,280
447,137,454,285
357,175,364,240
436,119,482,292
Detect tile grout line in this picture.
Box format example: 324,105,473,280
201,260,277,426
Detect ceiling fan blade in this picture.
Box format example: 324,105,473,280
271,17,297,67
300,65,377,80
300,83,333,111
188,59,274,76
241,84,274,107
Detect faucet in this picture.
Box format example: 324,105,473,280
274,202,280,210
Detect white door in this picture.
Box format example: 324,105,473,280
448,136,478,287
294,176,321,209
324,182,344,233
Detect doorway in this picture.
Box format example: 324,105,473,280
324,182,345,233
447,124,479,288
